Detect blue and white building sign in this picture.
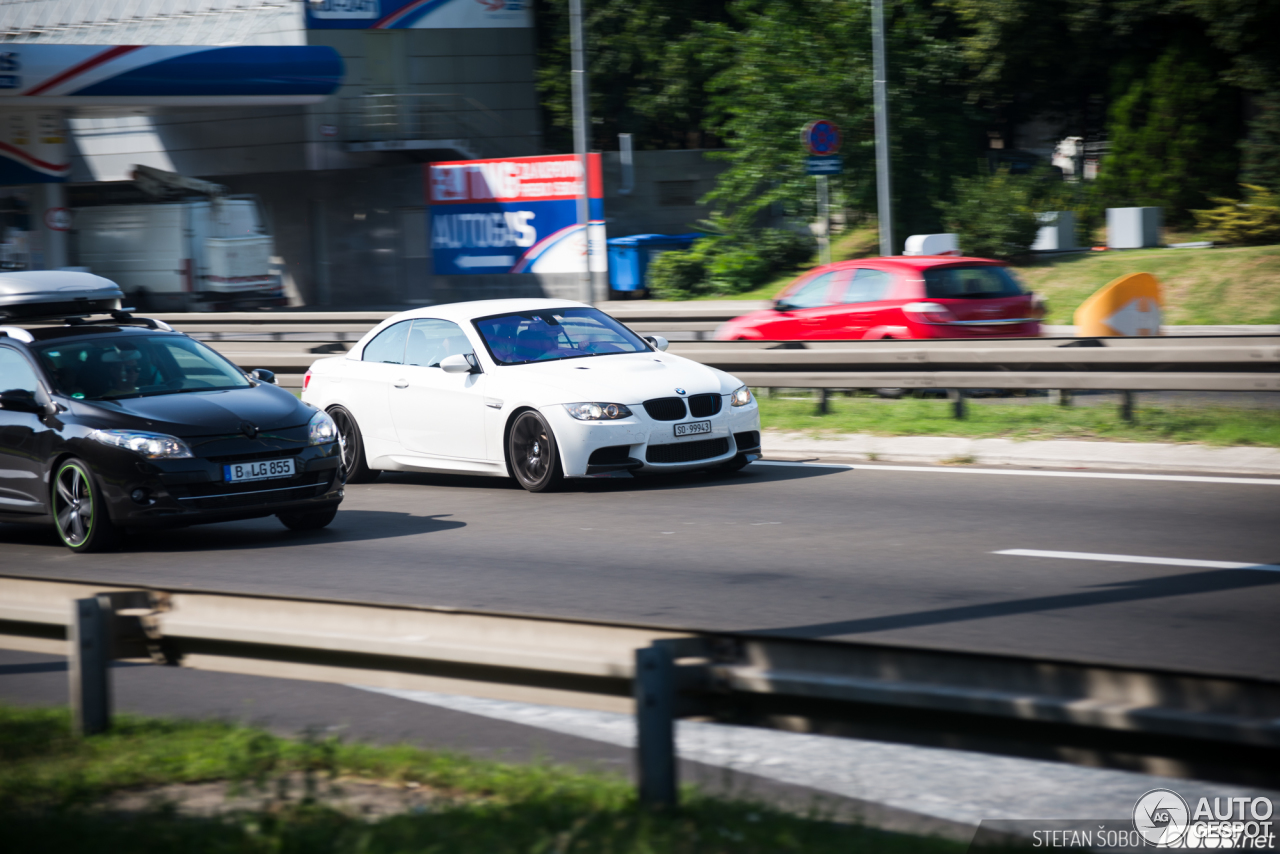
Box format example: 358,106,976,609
307,0,532,29
427,153,605,275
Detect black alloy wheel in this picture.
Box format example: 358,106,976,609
329,405,379,484
52,458,118,553
507,410,563,493
278,506,339,531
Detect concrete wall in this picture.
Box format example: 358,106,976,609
306,27,541,166
214,148,731,309
216,164,586,309
600,149,728,238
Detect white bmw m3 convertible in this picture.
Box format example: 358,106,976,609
301,299,762,492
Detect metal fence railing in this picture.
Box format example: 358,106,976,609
2,574,1277,806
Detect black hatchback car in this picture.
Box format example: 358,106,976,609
0,304,344,553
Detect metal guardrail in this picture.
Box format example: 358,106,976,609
44,312,1280,398
2,574,1278,804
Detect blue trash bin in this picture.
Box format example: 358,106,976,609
607,233,702,296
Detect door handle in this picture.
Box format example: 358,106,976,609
393,380,408,389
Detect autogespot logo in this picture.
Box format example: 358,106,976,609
1130,789,1277,849
1134,789,1190,846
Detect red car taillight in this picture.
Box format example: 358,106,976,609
303,370,312,389
902,301,956,324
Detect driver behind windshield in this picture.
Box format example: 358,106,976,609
475,308,648,366
97,348,155,397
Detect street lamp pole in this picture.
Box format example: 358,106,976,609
569,0,593,304
871,0,894,256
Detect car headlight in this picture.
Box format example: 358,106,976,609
90,429,193,459
730,385,753,407
309,409,338,445
564,402,633,421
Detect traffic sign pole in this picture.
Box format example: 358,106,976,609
817,175,830,265
802,121,841,267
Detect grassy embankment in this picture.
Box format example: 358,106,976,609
756,393,1280,447
0,704,966,854
708,225,1280,327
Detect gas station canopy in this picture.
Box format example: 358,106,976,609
0,44,343,105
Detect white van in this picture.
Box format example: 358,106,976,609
70,198,283,312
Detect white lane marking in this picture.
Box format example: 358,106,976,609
755,459,1280,486
351,685,1267,828
996,549,1280,572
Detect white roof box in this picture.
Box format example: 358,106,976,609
903,233,961,256
0,271,124,320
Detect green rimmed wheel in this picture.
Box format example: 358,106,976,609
507,410,563,493
52,458,118,553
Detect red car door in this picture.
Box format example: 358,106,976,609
812,268,896,338
765,270,845,339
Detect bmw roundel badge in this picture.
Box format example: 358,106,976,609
675,388,686,395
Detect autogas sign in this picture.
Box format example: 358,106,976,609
427,153,604,276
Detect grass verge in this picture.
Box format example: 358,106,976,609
0,704,963,854
1017,244,1280,326
757,393,1280,447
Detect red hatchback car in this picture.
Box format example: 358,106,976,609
714,256,1044,341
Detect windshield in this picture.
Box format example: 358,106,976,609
474,308,649,366
924,265,1026,300
32,334,252,401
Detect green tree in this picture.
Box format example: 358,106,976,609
536,0,732,152
1097,45,1240,223
939,169,1041,259
1241,91,1280,194
699,0,980,247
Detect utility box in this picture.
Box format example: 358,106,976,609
1031,211,1077,251
1107,207,1162,249
607,233,701,295
903,233,960,256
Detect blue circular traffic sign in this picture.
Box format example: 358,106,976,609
803,120,841,155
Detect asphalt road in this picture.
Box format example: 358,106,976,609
2,460,1278,679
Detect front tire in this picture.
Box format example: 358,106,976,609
52,458,119,553
277,506,338,531
329,405,379,484
507,410,563,493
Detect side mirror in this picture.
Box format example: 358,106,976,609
441,353,477,374
0,389,42,413
250,369,277,385
643,335,669,352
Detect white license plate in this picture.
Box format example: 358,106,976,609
223,458,297,483
673,420,712,437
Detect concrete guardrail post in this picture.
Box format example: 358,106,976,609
635,643,677,809
69,596,111,736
